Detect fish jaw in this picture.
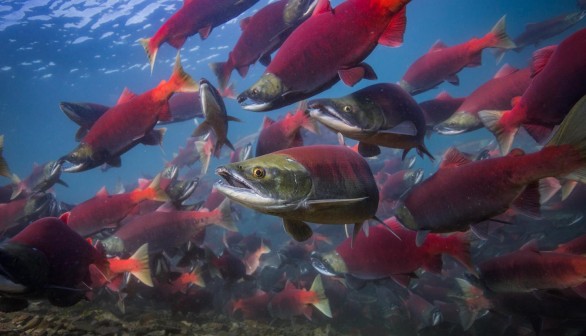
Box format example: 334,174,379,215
308,101,364,136
61,143,99,173
434,112,480,135
237,73,284,111
310,250,348,277
214,154,312,214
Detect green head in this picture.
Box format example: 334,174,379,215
308,95,384,136
214,153,312,214
310,250,348,276
434,111,481,135
237,73,284,111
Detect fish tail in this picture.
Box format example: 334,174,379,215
491,47,507,63
295,101,319,134
546,95,586,183
221,82,236,99
9,174,23,200
189,267,206,288
126,243,153,287
195,138,212,176
212,199,238,232
309,275,332,318
139,38,158,74
209,61,233,91
484,15,516,50
478,109,517,155
134,173,170,203
449,278,491,330
168,53,198,93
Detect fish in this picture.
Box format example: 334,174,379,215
480,29,586,154
399,16,516,95
101,199,237,255
192,78,241,158
434,64,531,135
267,275,332,319
242,239,271,276
255,101,317,156
493,11,586,62
10,160,67,200
232,290,272,320
0,216,107,308
139,0,260,72
63,175,169,237
101,243,153,288
396,95,586,235
377,169,423,215
0,193,53,232
479,240,586,293
210,0,317,90
308,83,433,159
206,248,247,282
310,220,471,287
418,92,465,131
237,0,409,111
214,145,380,242
61,93,204,141
61,56,197,172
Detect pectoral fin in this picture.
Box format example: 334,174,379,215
283,219,313,242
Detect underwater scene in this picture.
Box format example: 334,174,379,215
1,0,586,334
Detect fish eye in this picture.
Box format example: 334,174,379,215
343,105,352,113
251,88,259,96
252,167,266,178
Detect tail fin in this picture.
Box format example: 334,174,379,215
546,95,586,183
295,101,319,134
485,15,516,49
139,38,158,74
168,54,198,93
132,173,170,203
491,48,506,63
10,174,23,200
212,199,238,232
209,61,233,91
0,135,11,179
449,278,491,330
478,109,517,155
188,267,206,288
127,243,153,287
221,83,236,99
309,275,332,318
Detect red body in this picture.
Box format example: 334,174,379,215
264,0,407,94
268,283,318,319
399,146,585,232
457,66,531,119
168,138,200,169
500,29,586,130
9,217,105,289
148,0,258,50
255,110,309,156
335,221,469,280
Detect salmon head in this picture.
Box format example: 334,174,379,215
60,143,105,173
283,0,320,26
237,73,285,111
310,250,348,277
308,96,385,137
434,111,480,135
0,242,49,296
214,153,312,214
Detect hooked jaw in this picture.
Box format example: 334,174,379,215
237,73,284,111
310,251,347,277
434,112,480,135
214,167,280,210
308,102,361,135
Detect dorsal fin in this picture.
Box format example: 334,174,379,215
520,238,540,253
312,0,333,17
435,91,453,100
261,116,275,129
429,40,448,52
117,87,137,105
440,147,472,169
96,186,108,197
239,17,251,31
531,45,557,78
493,64,518,79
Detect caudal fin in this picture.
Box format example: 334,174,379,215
445,231,474,272
449,278,491,330
168,54,198,93
139,38,158,74
127,243,153,287
546,95,586,183
195,137,213,176
212,199,238,232
209,61,233,91
309,275,332,318
485,15,516,49
133,173,170,203
478,109,517,155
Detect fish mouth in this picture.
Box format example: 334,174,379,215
237,94,274,112
308,102,360,134
434,123,468,135
61,159,91,173
310,251,341,277
214,167,279,209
